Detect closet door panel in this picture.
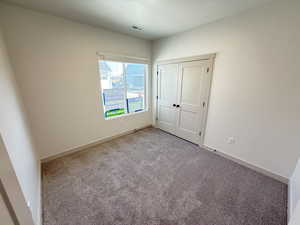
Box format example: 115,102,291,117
157,63,179,134
176,61,208,144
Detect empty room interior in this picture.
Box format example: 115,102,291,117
1,0,300,224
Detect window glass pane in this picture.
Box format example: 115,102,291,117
124,63,146,113
99,60,146,119
99,61,126,118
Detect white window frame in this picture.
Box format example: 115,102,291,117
98,55,149,120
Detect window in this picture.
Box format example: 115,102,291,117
99,60,147,119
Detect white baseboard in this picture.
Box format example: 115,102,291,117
203,145,289,184
41,125,152,163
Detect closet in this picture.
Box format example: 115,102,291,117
156,56,214,145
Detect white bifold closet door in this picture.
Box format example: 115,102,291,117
157,60,212,145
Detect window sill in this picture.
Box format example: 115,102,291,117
104,110,147,120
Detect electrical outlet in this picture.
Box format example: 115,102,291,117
227,137,235,144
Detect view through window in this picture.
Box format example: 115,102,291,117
99,60,147,119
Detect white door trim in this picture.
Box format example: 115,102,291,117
155,53,216,65
0,134,35,225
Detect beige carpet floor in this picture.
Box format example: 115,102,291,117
42,128,287,225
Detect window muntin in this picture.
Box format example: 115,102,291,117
99,60,147,119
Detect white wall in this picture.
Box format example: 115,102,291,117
0,27,41,224
0,3,152,159
153,0,300,179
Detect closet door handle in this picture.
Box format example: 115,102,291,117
176,105,180,108
173,104,176,107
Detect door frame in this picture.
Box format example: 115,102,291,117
153,53,216,147
0,134,36,225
